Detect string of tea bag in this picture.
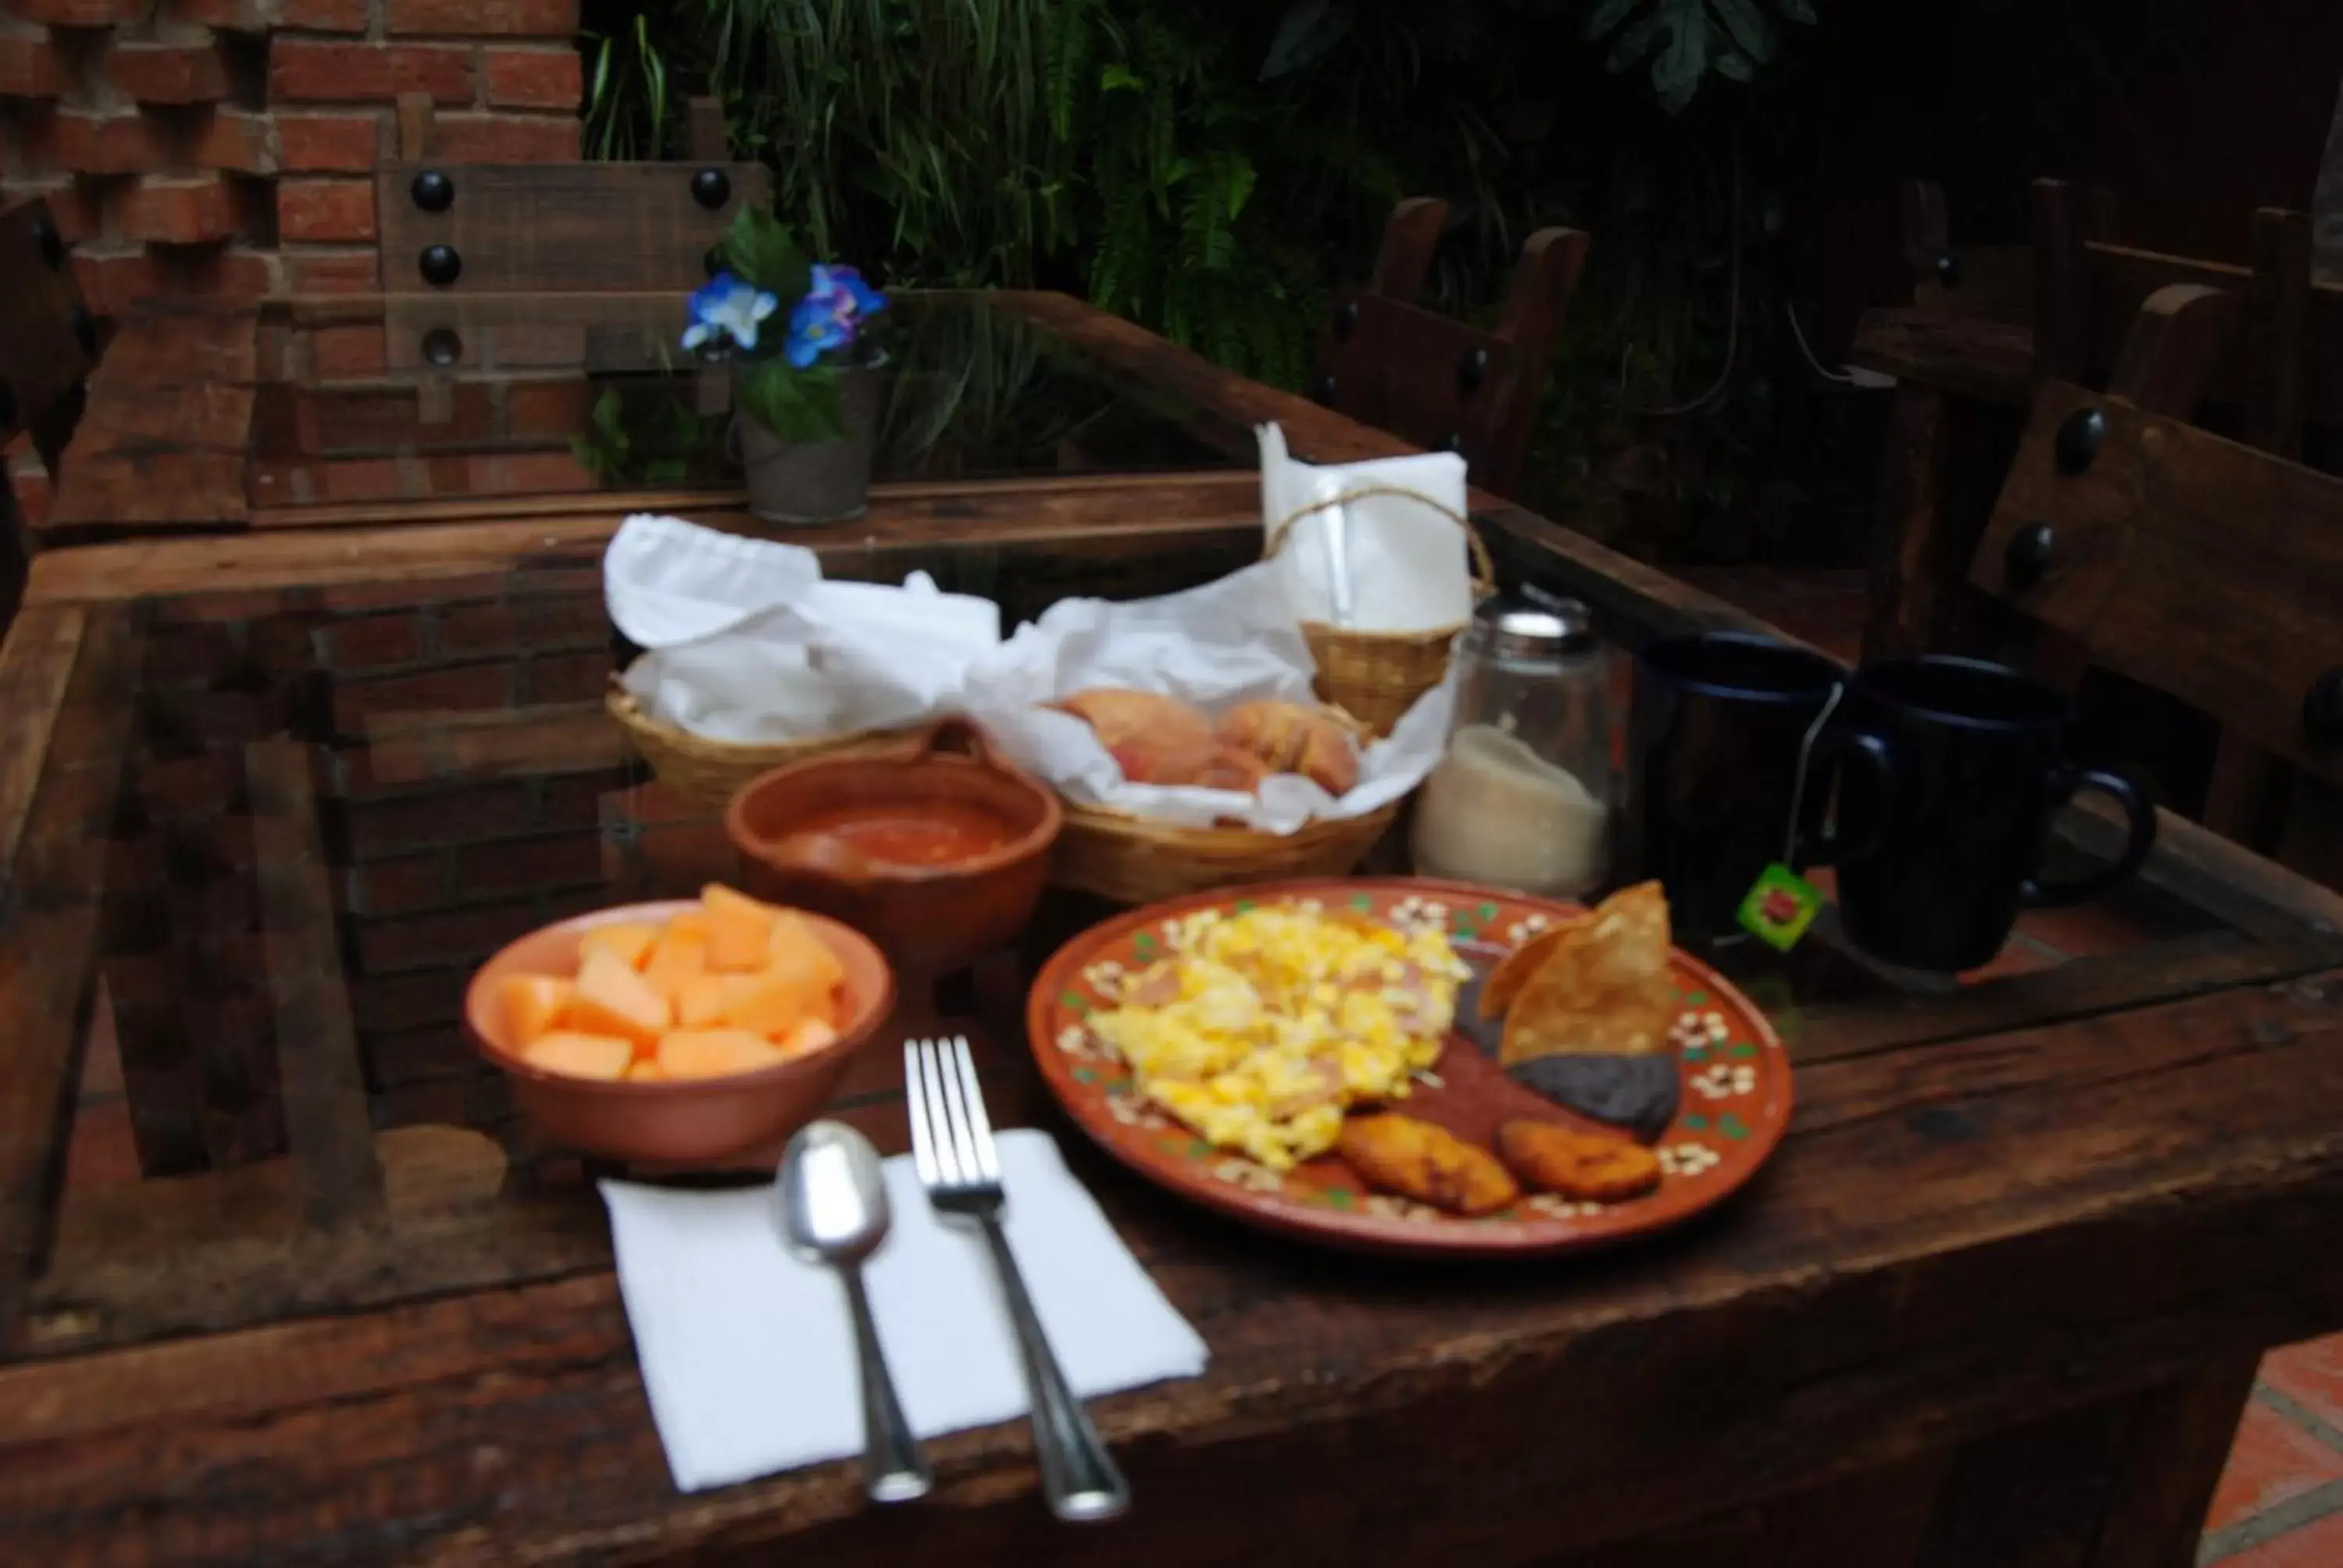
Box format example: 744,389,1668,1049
1779,681,1845,866
1738,679,1843,952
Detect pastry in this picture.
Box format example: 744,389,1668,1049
1056,689,1227,788
1215,700,1361,796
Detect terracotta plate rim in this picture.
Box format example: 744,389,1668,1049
1024,876,1793,1260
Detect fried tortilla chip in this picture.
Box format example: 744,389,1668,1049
1499,882,1678,1064
1478,922,1572,1020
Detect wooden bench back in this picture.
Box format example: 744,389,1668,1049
0,198,97,465
374,97,770,297
1309,198,1589,498
1896,176,2337,441
1972,374,2343,794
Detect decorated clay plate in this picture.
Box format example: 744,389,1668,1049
1025,878,1792,1257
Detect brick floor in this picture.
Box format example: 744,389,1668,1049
2262,1341,2343,1445
2209,1399,2343,1534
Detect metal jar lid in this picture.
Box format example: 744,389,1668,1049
1460,588,1595,661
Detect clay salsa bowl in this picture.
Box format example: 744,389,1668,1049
726,717,1061,978
465,900,893,1165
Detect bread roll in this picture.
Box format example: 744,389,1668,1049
1057,689,1261,790
1215,700,1361,795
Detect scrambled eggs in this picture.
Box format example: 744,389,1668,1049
1087,905,1471,1169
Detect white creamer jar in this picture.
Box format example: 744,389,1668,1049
1410,590,1614,896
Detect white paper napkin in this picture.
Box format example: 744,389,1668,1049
606,514,1002,743
1258,423,1474,633
601,1130,1210,1494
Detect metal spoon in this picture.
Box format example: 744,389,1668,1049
777,1121,933,1504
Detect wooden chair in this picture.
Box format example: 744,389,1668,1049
1972,353,2343,871
1308,198,1590,498
1857,179,2338,666
0,197,99,625
0,198,98,471
1955,283,2343,876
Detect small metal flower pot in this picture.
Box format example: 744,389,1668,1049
729,360,886,526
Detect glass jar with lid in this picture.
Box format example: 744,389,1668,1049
1410,590,1614,896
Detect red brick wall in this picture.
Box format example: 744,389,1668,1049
107,572,627,1175
0,0,582,315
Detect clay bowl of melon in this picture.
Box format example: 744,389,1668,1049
465,883,893,1165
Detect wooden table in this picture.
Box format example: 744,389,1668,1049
7,290,2343,1566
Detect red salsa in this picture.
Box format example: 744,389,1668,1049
794,804,1015,866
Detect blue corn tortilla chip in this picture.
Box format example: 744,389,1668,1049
1507,1054,1681,1143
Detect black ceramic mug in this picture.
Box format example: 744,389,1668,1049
1831,656,2158,972
1631,633,1888,942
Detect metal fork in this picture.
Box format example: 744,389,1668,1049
904,1035,1131,1523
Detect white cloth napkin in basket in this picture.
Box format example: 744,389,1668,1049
1257,423,1475,633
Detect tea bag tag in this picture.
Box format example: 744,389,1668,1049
1739,862,1822,951
1735,679,1841,952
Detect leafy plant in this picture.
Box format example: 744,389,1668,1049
570,387,710,485
577,0,1838,560
1587,0,1817,112
692,206,889,444
581,9,677,159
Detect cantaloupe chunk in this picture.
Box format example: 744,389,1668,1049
657,1028,790,1080
570,948,671,1047
674,971,733,1028
715,964,826,1039
499,974,573,1046
641,913,710,1000
776,1017,839,1060
623,1060,667,1082
579,921,662,971
525,1030,636,1081
701,884,778,971
769,910,846,995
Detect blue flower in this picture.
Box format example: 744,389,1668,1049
779,265,889,367
783,295,851,368
812,264,887,319
681,272,779,355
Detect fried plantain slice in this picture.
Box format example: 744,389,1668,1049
1337,1113,1520,1216
1495,1120,1664,1203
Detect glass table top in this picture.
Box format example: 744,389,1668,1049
27,566,2245,1358
240,292,1252,511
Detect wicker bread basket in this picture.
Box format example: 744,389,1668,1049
1050,799,1400,903
1263,483,1495,738
1046,701,1396,903
606,684,906,811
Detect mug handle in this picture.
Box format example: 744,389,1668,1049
2021,768,2158,908
1795,732,1895,868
